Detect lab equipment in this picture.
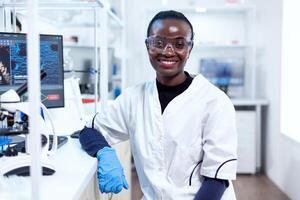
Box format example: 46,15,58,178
4,146,18,156
0,32,64,108
0,89,57,176
0,154,55,176
97,147,129,193
0,127,27,136
0,135,11,154
13,135,68,153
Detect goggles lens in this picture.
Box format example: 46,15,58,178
146,36,192,51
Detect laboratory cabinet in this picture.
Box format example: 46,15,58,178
233,99,268,174
235,109,256,173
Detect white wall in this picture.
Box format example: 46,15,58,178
124,0,155,87
256,0,300,199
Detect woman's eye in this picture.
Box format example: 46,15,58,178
154,40,164,48
175,41,185,49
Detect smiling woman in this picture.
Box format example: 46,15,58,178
79,10,237,200
145,17,194,86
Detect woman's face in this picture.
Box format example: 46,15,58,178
146,19,193,85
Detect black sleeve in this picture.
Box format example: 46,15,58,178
194,177,229,200
79,126,110,157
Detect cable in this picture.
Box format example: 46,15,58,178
40,103,57,156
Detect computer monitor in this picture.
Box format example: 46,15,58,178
200,58,244,85
200,58,244,97
0,32,64,108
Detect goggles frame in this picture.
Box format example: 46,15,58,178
145,36,193,52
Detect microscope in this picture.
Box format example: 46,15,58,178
0,72,56,176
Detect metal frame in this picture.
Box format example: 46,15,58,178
27,0,41,199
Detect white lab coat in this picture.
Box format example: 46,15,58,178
87,74,237,200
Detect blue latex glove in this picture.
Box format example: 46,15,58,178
96,147,129,193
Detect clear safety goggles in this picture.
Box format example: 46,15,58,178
145,36,193,52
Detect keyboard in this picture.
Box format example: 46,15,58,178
13,135,68,153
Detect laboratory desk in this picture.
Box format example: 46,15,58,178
0,137,131,200
0,138,98,200
42,138,98,199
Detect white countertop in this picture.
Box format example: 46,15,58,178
41,138,97,200
0,138,97,200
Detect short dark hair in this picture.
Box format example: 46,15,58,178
147,10,194,40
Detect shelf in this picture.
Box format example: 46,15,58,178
64,44,117,50
231,98,268,106
195,44,249,49
179,5,255,14
64,44,94,49
4,0,124,29
107,8,124,28
2,0,103,9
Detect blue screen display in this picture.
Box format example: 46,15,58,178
200,58,244,87
0,33,64,108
